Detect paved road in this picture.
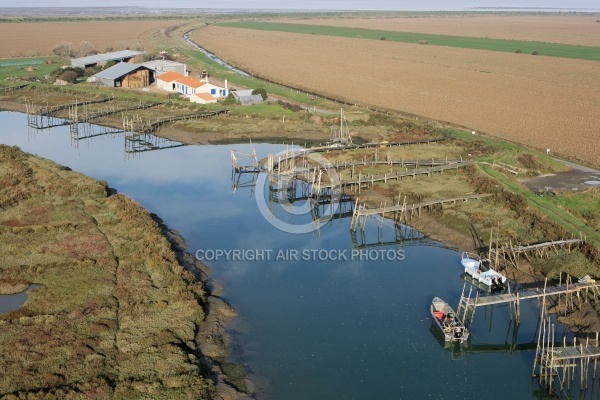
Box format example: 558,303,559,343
552,158,600,174
522,159,600,193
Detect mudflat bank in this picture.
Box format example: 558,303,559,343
0,145,251,399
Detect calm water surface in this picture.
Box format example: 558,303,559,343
0,284,43,314
0,112,585,399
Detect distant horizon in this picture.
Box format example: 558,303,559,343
2,1,600,12
2,6,600,10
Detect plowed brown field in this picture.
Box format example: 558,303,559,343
0,20,174,57
192,25,600,166
272,15,600,46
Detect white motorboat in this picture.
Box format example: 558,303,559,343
461,252,507,290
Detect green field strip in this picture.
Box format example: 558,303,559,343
217,21,600,61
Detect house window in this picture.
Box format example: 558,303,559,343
211,88,216,95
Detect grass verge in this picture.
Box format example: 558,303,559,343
479,164,600,247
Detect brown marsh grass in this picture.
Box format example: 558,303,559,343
0,145,215,398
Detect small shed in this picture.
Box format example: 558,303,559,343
232,90,263,105
88,62,153,88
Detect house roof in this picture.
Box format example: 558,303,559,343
72,50,146,66
92,62,146,81
192,93,217,101
176,76,205,89
156,71,185,83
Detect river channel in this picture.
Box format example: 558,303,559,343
0,111,588,399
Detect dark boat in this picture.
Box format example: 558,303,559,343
430,296,470,343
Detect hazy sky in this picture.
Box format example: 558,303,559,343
2,1,600,11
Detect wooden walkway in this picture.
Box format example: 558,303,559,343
350,193,492,230
457,280,600,326
489,238,584,269
272,158,464,174
259,137,451,166
473,282,594,306
231,148,262,173
510,239,583,253
26,98,112,117
297,137,449,154
0,84,28,92
545,344,600,361
267,161,471,199
123,109,229,134
317,161,471,190
70,102,160,123
533,310,600,394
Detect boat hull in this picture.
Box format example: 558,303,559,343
430,297,469,343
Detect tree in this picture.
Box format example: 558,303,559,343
58,70,79,84
252,88,268,101
222,93,237,105
52,41,74,58
78,41,96,57
53,66,84,83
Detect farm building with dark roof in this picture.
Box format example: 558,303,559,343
87,62,153,88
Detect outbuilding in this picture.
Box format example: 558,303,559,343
71,50,146,69
142,60,187,76
87,62,153,88
232,89,263,105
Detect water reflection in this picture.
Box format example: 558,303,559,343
0,284,43,314
123,131,187,157
24,113,189,160
27,113,70,130
70,123,123,148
